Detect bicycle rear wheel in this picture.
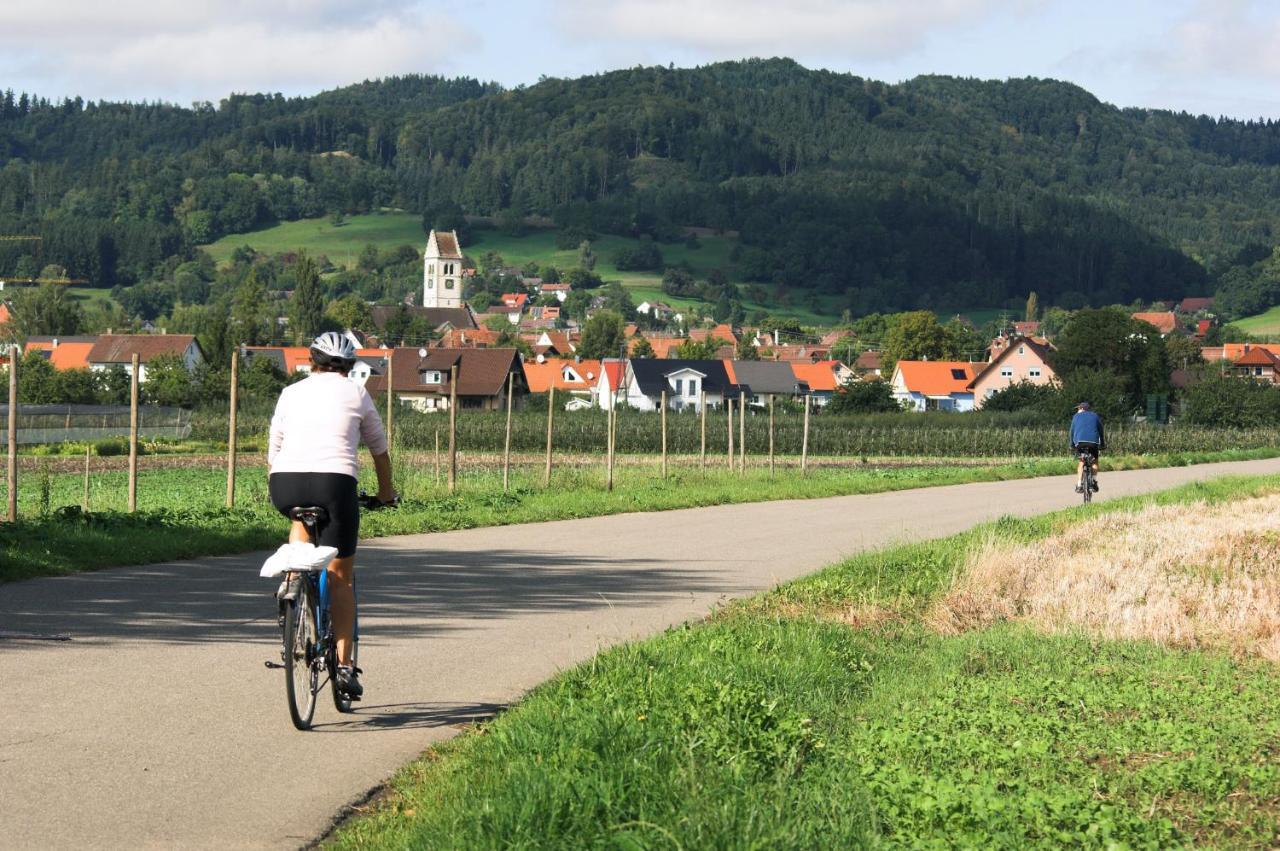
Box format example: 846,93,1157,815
1082,469,1093,504
283,580,319,730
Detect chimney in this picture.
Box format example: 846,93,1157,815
52,338,58,349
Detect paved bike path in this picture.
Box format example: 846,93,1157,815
3,457,1279,849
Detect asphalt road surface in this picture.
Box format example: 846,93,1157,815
4,457,1279,849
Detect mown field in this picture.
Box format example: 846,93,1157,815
331,474,1280,849
1230,305,1280,338
199,213,836,323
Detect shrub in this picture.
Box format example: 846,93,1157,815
1181,373,1280,427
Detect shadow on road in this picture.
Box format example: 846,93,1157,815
309,701,507,733
0,546,721,649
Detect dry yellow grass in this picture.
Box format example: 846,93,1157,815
929,495,1280,659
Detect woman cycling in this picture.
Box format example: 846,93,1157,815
267,331,396,699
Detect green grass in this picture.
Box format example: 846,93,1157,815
3,445,1277,583
329,474,1280,849
201,211,426,268
66,286,116,309
201,213,837,322
1229,305,1280,338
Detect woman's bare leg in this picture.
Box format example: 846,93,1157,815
326,556,356,666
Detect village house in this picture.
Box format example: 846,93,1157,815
789,360,855,406
636,301,680,322
623,358,733,412
724,360,808,407
854,350,882,377
1131,311,1179,336
523,357,602,409
595,360,627,411
539,282,572,302
1228,345,1280,384
969,337,1057,408
364,347,524,412
370,303,478,335
23,336,98,370
890,360,980,412
86,334,205,382
1178,296,1215,315
499,293,528,324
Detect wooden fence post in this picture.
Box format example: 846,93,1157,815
225,350,238,509
502,371,514,492
607,391,617,492
660,391,668,478
6,347,16,522
699,390,707,473
801,394,811,476
128,353,139,513
768,394,775,477
385,351,394,450
83,444,91,511
434,428,440,486
727,396,734,470
543,386,555,486
447,364,458,492
738,390,746,474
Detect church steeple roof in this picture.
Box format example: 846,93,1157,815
426,229,462,259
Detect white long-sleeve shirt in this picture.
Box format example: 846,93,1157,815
268,372,388,479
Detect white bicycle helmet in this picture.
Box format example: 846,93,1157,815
310,331,356,370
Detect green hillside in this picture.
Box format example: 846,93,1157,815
205,214,833,323
1229,306,1280,337
6,59,1280,315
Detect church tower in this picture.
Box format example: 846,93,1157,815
423,229,464,309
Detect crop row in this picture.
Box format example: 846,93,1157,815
189,406,1280,459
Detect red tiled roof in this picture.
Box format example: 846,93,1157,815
688,324,738,345
87,334,199,364
647,337,685,359
1179,297,1215,314
1221,343,1280,360
0,303,9,326
1234,347,1279,367
1132,312,1178,335
436,327,502,348
522,358,602,393
855,350,881,372
501,293,528,310
600,360,625,392
895,361,976,396
790,361,846,392
49,342,94,370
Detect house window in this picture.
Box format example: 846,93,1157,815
427,263,434,274
1256,367,1264,376
1029,368,1041,378
688,379,697,396
1000,368,1014,379
1018,346,1025,355
427,278,434,289
673,378,683,396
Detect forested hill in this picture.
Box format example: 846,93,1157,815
3,58,1280,315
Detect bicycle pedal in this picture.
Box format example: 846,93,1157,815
264,660,284,669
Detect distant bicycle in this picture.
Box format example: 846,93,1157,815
273,492,395,730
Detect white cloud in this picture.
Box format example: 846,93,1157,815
1154,0,1280,77
0,1,476,102
556,0,1046,58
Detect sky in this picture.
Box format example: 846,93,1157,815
2,0,1279,119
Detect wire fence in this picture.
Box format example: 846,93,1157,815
0,404,193,445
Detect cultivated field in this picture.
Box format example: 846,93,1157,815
1230,305,1280,338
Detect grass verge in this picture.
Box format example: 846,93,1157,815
3,448,1278,584
329,474,1280,849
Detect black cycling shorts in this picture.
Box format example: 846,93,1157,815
268,472,359,558
1074,442,1100,463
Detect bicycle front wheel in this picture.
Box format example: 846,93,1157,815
283,581,319,730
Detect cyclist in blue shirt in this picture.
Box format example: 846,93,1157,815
1070,401,1105,494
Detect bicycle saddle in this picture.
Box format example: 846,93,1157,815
289,506,329,524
